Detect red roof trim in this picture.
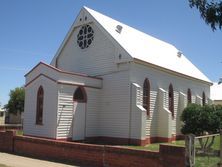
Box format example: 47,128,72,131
25,62,102,80
25,73,101,89
25,74,57,87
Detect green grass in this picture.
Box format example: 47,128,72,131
196,156,219,167
127,139,185,151
16,130,23,136
127,136,221,167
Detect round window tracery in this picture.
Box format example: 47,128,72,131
77,25,94,49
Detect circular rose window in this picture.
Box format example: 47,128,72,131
77,25,94,49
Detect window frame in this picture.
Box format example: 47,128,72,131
202,91,206,106
36,86,44,125
143,78,150,116
168,84,174,118
187,88,192,104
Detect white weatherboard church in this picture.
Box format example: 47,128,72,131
24,7,212,146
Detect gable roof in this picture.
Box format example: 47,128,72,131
52,6,212,84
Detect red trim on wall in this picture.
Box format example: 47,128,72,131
57,81,101,89
25,73,101,89
25,74,57,87
23,134,184,146
25,62,102,80
85,135,183,146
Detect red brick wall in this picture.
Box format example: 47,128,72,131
0,131,185,167
104,146,161,167
14,136,104,167
159,145,185,167
0,131,15,152
86,135,184,146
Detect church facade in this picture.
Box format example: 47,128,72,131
23,7,212,145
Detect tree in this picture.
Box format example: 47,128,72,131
181,104,222,151
4,87,25,115
189,0,222,30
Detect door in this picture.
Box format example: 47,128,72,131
72,87,87,140
72,102,86,140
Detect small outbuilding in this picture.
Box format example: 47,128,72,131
211,82,222,105
0,107,5,125
24,7,212,145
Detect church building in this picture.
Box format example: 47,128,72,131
23,7,212,146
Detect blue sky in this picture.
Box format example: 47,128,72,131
0,0,221,105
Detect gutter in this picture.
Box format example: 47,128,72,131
133,58,213,86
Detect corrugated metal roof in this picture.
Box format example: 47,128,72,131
84,6,211,84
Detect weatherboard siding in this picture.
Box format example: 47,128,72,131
56,85,100,139
52,19,130,77
24,76,58,139
130,62,210,139
146,90,158,137
99,70,131,138
57,90,74,139
85,88,100,137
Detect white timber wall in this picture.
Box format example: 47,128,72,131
129,62,210,138
99,70,130,138
51,14,130,77
130,83,146,140
157,88,172,138
57,85,75,139
176,92,187,135
56,84,100,139
23,76,58,138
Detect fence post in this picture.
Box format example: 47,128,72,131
185,134,195,167
218,130,222,167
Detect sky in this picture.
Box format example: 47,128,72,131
0,0,221,105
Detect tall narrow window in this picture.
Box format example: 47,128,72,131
169,84,174,118
202,92,206,106
36,86,44,125
143,78,150,115
187,88,192,104
73,87,87,103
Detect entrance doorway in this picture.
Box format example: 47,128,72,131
72,87,87,140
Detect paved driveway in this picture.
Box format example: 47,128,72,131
0,152,78,167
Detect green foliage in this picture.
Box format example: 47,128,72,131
189,0,222,30
181,104,222,135
4,87,25,115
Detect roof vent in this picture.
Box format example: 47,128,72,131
116,25,123,33
177,51,182,58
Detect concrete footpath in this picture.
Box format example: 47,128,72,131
0,152,78,167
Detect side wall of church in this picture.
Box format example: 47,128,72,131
129,62,210,139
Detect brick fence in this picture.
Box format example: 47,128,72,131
0,131,185,167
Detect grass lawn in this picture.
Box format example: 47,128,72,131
16,130,23,136
127,136,221,167
127,139,185,151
